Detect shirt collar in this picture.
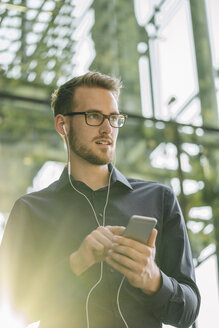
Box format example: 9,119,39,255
108,163,133,190
56,164,133,191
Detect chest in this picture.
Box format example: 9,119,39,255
31,186,164,261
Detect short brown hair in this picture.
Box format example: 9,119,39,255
51,71,122,116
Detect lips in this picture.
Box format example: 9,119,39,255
96,140,111,145
94,137,113,145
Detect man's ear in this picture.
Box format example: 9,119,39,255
55,114,66,136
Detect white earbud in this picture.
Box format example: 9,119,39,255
63,124,67,135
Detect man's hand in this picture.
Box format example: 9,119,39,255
69,225,125,276
105,229,161,295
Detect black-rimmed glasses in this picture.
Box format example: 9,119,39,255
63,111,127,128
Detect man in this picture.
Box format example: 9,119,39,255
0,72,200,327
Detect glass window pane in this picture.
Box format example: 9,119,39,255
157,1,198,121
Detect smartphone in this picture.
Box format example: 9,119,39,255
123,215,157,244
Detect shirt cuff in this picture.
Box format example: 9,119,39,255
144,270,174,307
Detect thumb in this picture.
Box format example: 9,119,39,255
147,228,157,248
106,225,126,235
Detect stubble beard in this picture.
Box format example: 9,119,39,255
69,125,115,165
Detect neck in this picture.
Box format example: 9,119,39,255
69,155,111,191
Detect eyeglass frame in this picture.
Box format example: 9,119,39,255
63,111,127,128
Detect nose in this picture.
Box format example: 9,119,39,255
99,116,112,134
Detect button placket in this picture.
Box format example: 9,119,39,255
91,191,106,226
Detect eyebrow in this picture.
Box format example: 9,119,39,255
85,109,120,115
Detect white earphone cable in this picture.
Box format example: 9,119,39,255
65,129,116,328
116,276,129,327
64,128,128,327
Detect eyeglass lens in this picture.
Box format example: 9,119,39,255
86,112,125,127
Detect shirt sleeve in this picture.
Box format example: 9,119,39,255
0,198,84,326
0,198,55,325
115,185,200,328
147,186,201,327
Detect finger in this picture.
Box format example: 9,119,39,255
147,229,157,248
112,244,147,263
106,225,126,235
89,228,113,249
97,226,114,237
97,226,116,241
86,235,105,254
113,235,148,254
108,249,143,272
106,256,131,275
105,256,141,287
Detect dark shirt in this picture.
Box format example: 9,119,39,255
0,165,200,328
